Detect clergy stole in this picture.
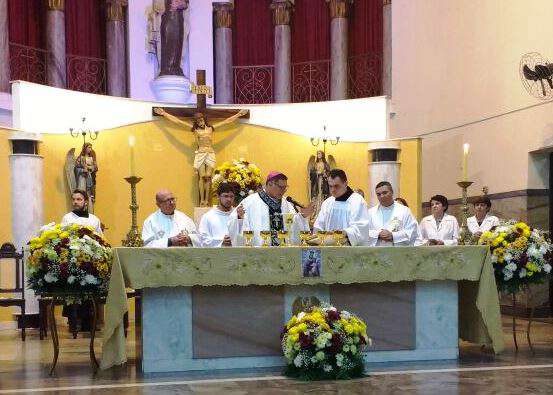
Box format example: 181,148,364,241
258,191,284,246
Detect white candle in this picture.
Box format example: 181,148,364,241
128,135,136,176
462,143,470,181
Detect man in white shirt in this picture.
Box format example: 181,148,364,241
365,181,419,246
228,171,314,246
61,189,103,235
199,182,236,247
313,169,369,246
142,189,200,247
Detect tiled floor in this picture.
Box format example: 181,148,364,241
1,316,553,394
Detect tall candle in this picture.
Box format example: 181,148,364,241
128,135,136,176
462,143,470,181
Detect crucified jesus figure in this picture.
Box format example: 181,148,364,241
154,107,248,206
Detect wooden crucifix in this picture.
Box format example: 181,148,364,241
153,70,249,207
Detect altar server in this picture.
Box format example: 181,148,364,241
467,195,500,237
61,189,103,235
142,189,201,247
313,169,369,246
365,181,419,246
228,171,313,246
419,195,459,245
199,182,236,247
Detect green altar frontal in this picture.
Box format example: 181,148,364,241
100,246,504,372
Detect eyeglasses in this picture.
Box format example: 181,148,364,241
160,197,177,204
271,183,288,191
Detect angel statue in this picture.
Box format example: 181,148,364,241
65,142,98,212
153,108,249,207
308,150,336,216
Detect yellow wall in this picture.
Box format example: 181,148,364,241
399,138,422,219
0,129,13,322
41,121,422,245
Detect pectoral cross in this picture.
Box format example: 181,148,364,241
153,70,249,120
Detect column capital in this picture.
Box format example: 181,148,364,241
106,0,127,22
45,0,65,11
213,2,234,29
326,0,353,19
270,0,294,26
383,0,391,6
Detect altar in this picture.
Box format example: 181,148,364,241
100,246,504,373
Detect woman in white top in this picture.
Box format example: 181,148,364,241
419,195,459,245
467,195,500,238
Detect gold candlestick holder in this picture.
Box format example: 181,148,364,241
457,180,473,245
122,176,144,247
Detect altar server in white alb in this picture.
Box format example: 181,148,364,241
228,171,314,246
199,182,236,247
467,195,500,238
61,189,103,235
365,181,420,246
142,189,201,247
419,195,459,245
313,169,369,246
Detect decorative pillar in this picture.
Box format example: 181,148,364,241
382,0,392,97
45,0,66,88
213,2,234,104
9,133,43,316
271,0,293,103
367,141,400,206
0,0,10,92
106,0,128,97
326,0,351,100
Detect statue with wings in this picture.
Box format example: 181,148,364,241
307,150,336,217
65,142,98,213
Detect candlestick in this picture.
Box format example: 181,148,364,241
122,176,143,247
462,143,470,181
457,180,474,245
128,135,136,176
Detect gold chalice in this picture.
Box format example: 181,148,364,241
333,230,346,246
317,230,328,245
283,213,294,231
299,231,311,246
277,230,289,246
260,230,272,247
243,230,254,247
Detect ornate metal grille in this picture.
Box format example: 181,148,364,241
292,59,330,103
66,55,107,95
233,65,274,104
347,52,382,99
9,43,48,86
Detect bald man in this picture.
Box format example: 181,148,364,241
142,189,201,247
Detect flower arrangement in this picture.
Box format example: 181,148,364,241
27,223,113,295
211,158,262,203
478,221,552,294
281,305,371,380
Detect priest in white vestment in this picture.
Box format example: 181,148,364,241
467,195,500,237
365,181,420,246
61,189,103,235
313,169,369,246
419,195,459,245
199,182,236,247
228,172,314,246
142,189,201,248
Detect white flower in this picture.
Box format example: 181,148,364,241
519,268,527,278
323,364,333,372
503,253,513,263
315,351,325,361
342,345,350,352
350,344,357,354
67,275,76,284
527,245,541,258
336,353,344,367
341,311,351,319
506,263,517,272
503,270,513,281
44,272,58,283
543,263,552,273
539,244,548,255
293,354,303,367
297,312,306,321
84,274,97,285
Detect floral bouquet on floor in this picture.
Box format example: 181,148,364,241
211,158,262,204
478,221,553,294
26,223,113,297
281,305,371,380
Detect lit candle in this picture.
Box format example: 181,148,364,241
462,143,470,181
128,135,136,176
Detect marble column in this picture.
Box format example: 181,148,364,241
383,0,392,97
9,133,43,315
367,141,400,207
213,2,234,104
106,0,128,97
45,0,66,88
327,0,351,100
0,0,10,92
271,0,293,103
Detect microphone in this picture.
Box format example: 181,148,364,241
286,196,305,209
